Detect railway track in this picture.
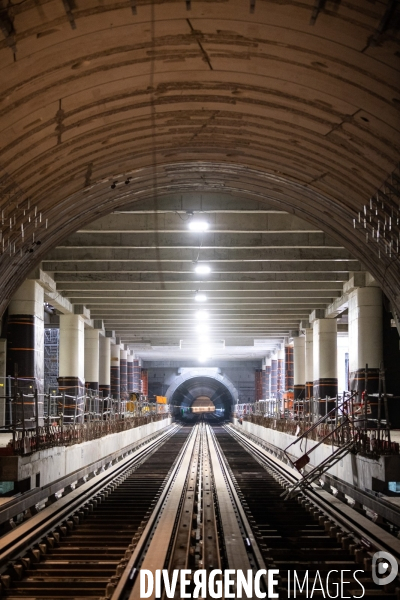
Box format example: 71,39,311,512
0,425,190,600
216,424,400,599
0,420,399,599
113,422,260,599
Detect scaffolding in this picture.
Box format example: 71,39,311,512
0,380,170,455
282,366,399,500
44,327,59,394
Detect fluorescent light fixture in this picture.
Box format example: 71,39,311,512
195,310,209,320
195,293,207,302
189,219,209,232
194,264,211,275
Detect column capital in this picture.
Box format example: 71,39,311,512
343,272,366,294
73,304,90,319
8,279,44,318
299,320,310,329
105,330,116,343
27,267,56,292
309,309,325,323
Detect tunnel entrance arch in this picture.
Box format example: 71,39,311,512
165,368,238,418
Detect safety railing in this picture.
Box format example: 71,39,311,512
5,413,168,456
0,377,170,455
234,390,399,458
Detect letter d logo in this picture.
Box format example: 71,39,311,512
372,551,398,586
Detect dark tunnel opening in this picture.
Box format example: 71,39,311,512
169,376,234,420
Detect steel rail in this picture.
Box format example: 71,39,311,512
206,424,268,592
321,472,400,529
200,422,221,574
0,421,174,527
111,425,199,600
225,423,400,563
0,424,181,574
127,425,199,600
160,422,222,598
166,424,201,577
114,421,270,600
232,421,400,528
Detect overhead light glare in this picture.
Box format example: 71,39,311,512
198,344,210,361
195,310,209,320
198,356,208,363
195,323,209,334
189,219,209,232
194,264,211,274
195,293,207,302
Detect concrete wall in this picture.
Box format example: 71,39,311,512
0,417,172,490
0,339,5,427
233,418,400,493
145,360,260,403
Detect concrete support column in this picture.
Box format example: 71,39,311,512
127,353,134,394
6,280,44,427
58,314,85,423
348,286,383,395
141,368,148,397
0,339,5,426
133,359,141,393
7,280,44,390
277,347,284,400
110,344,120,399
120,348,128,402
285,344,294,391
84,328,99,392
305,328,313,400
271,355,278,398
261,368,267,400
99,335,111,397
255,369,262,401
313,318,337,413
264,357,271,399
293,335,305,400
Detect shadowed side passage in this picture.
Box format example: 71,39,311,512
0,0,399,315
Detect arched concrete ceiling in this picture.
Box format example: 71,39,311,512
0,0,399,316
